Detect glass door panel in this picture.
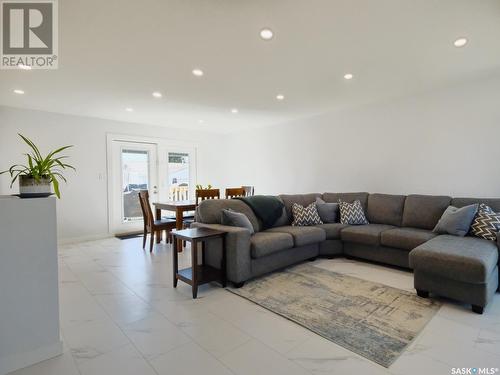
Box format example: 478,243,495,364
167,152,190,201
109,140,158,234
121,149,149,222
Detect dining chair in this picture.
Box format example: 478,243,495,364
225,187,246,199
138,190,176,252
242,185,255,196
195,188,220,204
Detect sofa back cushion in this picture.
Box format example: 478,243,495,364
402,194,452,230
197,199,261,232
322,192,369,210
367,193,406,226
451,198,500,213
279,193,322,222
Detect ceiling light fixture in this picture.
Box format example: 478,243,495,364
344,73,353,80
152,91,162,98
198,119,204,124
17,64,32,70
454,37,468,48
276,94,285,100
125,107,134,112
231,108,239,114
13,89,25,95
260,28,274,40
192,68,204,77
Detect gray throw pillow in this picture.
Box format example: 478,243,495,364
315,197,338,223
433,204,479,237
221,209,255,234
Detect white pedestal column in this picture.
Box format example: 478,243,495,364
0,196,62,375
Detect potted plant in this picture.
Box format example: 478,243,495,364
0,134,75,198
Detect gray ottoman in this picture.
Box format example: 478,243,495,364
409,235,499,314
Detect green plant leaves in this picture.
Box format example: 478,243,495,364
0,134,75,198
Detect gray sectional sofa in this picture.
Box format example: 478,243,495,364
191,192,500,314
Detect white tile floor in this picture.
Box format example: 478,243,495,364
10,237,500,375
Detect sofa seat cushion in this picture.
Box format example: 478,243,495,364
250,232,294,259
381,227,437,251
409,235,499,284
340,224,396,246
316,223,349,240
267,225,326,247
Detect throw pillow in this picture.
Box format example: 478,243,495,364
471,203,500,241
315,197,338,223
221,209,255,234
433,204,478,237
291,203,323,226
338,200,369,225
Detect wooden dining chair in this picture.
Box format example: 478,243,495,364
195,188,220,204
138,190,176,252
225,187,246,199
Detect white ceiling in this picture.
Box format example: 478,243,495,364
1,0,500,133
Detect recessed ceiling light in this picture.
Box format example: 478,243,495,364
152,91,162,98
276,94,285,100
260,28,274,40
344,73,353,80
125,107,134,112
454,37,468,48
13,89,25,95
17,64,31,70
192,68,204,77
231,108,239,114
198,119,204,124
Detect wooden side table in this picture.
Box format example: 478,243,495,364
172,228,227,298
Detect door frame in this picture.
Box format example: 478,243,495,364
106,133,198,235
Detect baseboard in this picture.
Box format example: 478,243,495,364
0,340,63,375
58,233,113,245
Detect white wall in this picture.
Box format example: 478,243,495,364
0,107,225,241
221,74,500,198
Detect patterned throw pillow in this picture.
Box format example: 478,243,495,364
291,203,323,226
338,200,369,225
471,203,500,241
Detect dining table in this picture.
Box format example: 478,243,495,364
153,200,197,250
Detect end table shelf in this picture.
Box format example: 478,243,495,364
172,228,227,298
177,265,222,285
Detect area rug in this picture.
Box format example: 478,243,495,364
229,263,440,367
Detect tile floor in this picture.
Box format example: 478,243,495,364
10,237,500,375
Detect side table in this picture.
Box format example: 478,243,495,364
171,228,227,298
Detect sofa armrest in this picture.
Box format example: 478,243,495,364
191,222,252,283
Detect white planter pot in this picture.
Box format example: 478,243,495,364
19,176,52,197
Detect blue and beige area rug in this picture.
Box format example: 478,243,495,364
229,264,440,367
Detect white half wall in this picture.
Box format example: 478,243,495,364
0,107,225,242
221,74,500,198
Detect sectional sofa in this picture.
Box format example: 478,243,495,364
192,193,500,314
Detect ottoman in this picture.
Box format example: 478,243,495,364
409,235,499,314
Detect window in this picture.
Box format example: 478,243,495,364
168,152,190,201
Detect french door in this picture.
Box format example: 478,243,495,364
109,141,159,234
107,135,197,234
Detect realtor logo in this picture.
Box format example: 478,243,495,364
1,0,58,69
